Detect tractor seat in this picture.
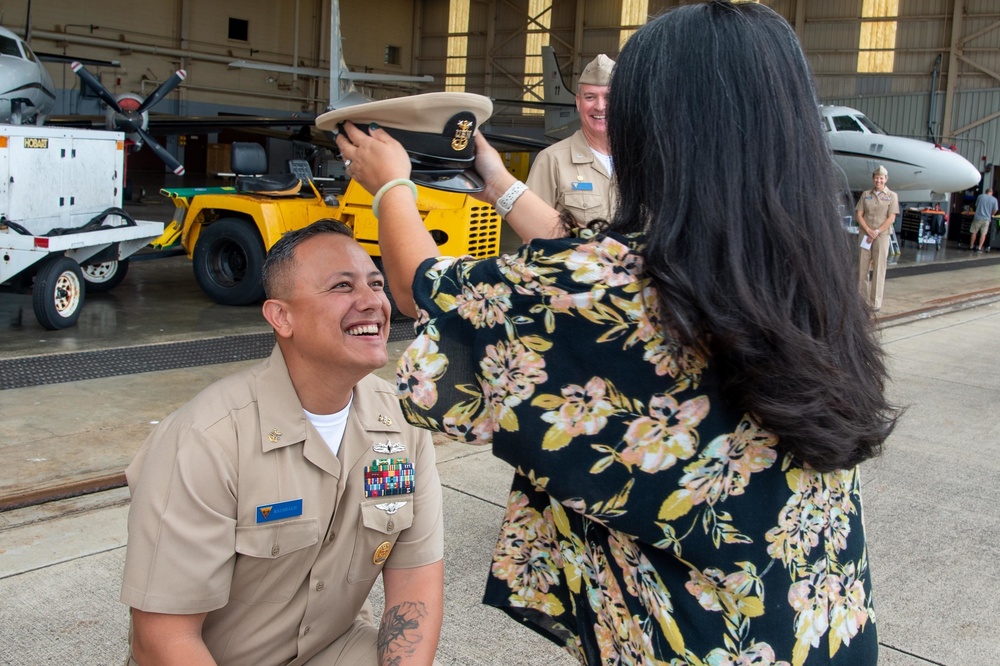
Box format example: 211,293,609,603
231,142,302,196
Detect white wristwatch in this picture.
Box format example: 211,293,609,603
495,180,528,218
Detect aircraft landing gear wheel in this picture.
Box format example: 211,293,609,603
82,258,129,292
192,218,266,306
32,255,85,330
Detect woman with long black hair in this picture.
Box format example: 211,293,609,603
334,2,896,663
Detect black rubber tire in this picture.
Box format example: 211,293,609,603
32,255,86,330
192,219,267,306
81,258,129,292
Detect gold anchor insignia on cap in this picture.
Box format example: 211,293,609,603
377,414,393,427
268,428,282,443
451,119,473,151
373,540,393,565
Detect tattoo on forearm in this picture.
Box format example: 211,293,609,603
377,600,428,666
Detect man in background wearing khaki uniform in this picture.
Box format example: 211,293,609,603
526,54,616,227
121,220,444,665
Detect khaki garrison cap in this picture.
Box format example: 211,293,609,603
578,54,615,87
316,92,494,192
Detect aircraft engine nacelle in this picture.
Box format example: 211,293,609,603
105,93,150,148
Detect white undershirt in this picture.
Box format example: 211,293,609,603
304,396,352,456
591,149,613,176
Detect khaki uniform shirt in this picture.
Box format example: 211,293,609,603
121,345,443,666
526,129,615,227
856,186,899,231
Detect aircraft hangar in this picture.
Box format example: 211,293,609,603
2,3,1000,664
0,0,996,327
5,0,1000,179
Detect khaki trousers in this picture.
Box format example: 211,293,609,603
858,231,890,310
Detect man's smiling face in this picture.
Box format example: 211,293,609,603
280,233,391,380
576,84,609,149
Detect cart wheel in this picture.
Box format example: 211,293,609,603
32,255,85,330
82,258,129,292
192,218,266,305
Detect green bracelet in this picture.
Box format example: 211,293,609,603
372,178,418,219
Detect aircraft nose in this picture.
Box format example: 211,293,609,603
936,151,982,193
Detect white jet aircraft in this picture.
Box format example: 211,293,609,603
820,105,980,202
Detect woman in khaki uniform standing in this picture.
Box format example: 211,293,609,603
856,165,899,312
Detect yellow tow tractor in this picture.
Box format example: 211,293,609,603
152,142,502,305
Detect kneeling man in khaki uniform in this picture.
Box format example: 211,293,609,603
121,220,444,665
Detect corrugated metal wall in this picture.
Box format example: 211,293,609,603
804,0,1000,176
16,0,998,170
23,0,425,116
417,0,628,102
788,0,1000,98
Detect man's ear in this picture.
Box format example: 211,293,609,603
262,299,293,338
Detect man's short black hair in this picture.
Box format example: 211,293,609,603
262,219,353,299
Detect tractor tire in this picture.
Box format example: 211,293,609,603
192,218,267,306
32,255,85,330
82,258,129,292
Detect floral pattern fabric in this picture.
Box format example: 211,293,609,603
398,230,877,665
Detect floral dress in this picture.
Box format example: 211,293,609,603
397,229,877,665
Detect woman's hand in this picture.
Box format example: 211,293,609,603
334,122,411,195
471,132,517,207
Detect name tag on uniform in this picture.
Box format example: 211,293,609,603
572,182,594,191
256,498,303,523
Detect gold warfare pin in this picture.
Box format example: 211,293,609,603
373,440,405,454
375,501,406,515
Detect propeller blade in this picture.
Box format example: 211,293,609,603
136,69,188,113
71,62,123,113
135,127,185,175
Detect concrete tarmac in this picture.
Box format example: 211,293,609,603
1,253,999,663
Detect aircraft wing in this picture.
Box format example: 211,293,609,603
44,113,318,134
46,111,548,153
490,97,574,111
231,125,338,151
147,115,316,133
480,131,550,151
35,52,120,68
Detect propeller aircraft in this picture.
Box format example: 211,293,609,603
0,25,55,125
